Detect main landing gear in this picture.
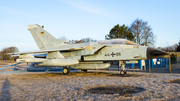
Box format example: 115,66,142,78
63,66,70,74
119,61,127,76
81,70,87,73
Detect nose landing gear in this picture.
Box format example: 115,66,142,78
119,61,127,76
120,70,127,76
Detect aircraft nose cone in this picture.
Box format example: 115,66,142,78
147,47,169,59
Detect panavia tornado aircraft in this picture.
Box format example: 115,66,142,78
10,24,168,75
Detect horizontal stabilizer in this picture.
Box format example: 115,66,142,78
16,54,48,63
17,58,48,63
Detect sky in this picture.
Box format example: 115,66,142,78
0,0,180,51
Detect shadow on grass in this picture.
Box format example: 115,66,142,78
67,72,111,76
22,72,143,77
15,71,142,77
168,79,180,83
0,78,11,101
85,85,145,95
107,74,142,77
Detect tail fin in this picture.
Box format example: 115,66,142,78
27,24,65,50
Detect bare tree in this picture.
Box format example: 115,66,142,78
68,39,84,44
130,19,156,46
0,46,19,60
0,48,9,60
177,39,180,52
157,44,177,52
142,27,156,46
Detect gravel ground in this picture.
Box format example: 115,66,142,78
0,71,180,101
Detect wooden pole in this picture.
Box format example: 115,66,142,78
11,56,14,63
169,55,171,74
119,61,121,71
109,62,110,71
149,59,151,73
27,62,28,71
133,63,135,72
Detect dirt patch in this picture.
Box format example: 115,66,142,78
85,85,145,95
168,79,180,83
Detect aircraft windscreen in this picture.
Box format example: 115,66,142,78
98,39,136,45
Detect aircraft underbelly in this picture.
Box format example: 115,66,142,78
70,62,110,70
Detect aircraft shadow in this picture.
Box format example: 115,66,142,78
107,74,142,77
0,78,12,101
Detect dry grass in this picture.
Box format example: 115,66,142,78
1,70,180,100
0,60,6,63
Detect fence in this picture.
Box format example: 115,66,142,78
110,57,170,70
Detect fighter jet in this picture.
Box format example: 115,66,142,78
10,24,168,75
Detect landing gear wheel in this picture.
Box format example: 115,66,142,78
63,67,70,74
81,70,87,73
120,70,126,76
124,71,127,74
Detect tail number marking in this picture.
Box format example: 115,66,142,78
105,52,121,57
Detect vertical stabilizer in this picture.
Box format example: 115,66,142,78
27,24,63,50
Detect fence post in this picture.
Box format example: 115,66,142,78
108,62,110,71
14,65,16,71
133,63,135,72
131,63,133,69
160,57,163,68
45,67,48,72
27,62,28,71
140,60,142,70
12,56,14,63
149,59,151,73
119,61,121,71
151,59,154,69
169,55,171,73
165,58,167,68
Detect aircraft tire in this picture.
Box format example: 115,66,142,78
120,70,125,76
123,70,127,74
63,67,70,74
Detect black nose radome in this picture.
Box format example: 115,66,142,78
147,47,169,59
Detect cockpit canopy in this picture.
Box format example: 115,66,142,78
98,39,137,45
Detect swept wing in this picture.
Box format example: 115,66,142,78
9,46,86,55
